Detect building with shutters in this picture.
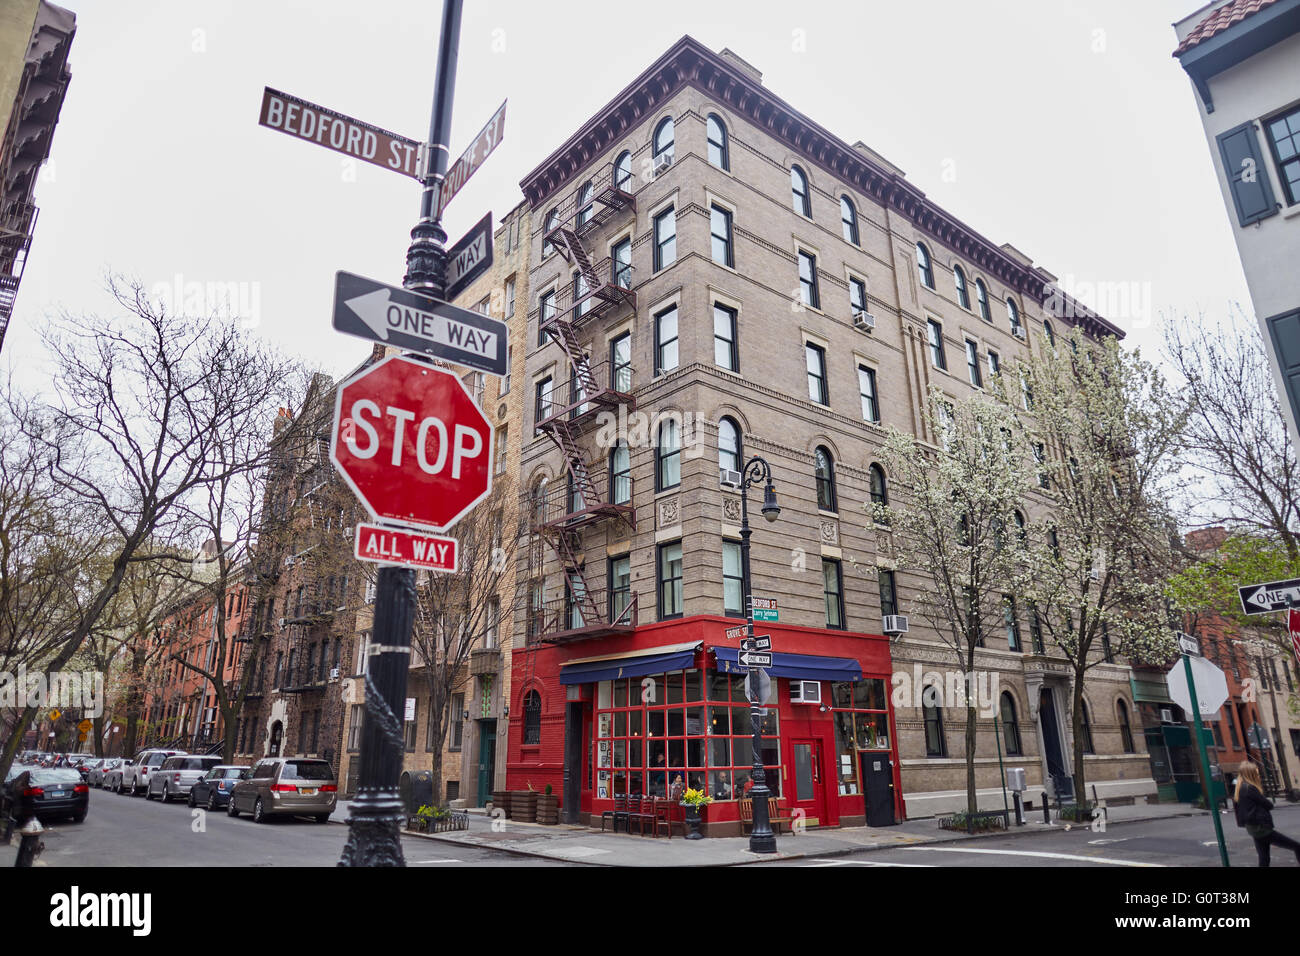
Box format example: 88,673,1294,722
1174,0,1300,446
502,36,1155,832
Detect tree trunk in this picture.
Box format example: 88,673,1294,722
1071,671,1087,805
430,726,444,808
92,714,104,757
965,695,978,816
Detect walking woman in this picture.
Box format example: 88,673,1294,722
1234,763,1300,867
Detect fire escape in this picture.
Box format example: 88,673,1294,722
523,161,638,674
0,200,35,351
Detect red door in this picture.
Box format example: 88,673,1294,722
789,738,826,827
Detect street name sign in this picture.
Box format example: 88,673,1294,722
330,354,494,532
723,624,748,642
1166,655,1229,718
751,597,778,623
1237,577,1300,615
259,87,421,179
436,99,506,216
444,213,494,302
354,523,458,573
739,651,773,669
333,271,508,376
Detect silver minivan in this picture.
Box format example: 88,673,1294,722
227,757,337,823
119,748,186,796
147,754,223,802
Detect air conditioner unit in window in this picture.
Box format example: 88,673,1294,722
1160,708,1173,724
284,555,295,567
883,615,909,636
653,152,673,175
1013,326,1026,340
719,467,742,488
789,680,822,705
329,667,340,682
853,310,876,332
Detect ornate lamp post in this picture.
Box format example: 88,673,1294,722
739,455,780,854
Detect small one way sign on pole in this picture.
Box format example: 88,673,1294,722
1238,577,1300,615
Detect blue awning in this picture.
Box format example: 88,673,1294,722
712,647,862,682
559,642,702,685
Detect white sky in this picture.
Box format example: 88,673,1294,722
5,0,1247,393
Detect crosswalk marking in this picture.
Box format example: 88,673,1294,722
903,846,1164,867
805,858,932,867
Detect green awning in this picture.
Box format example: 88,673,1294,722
1131,677,1172,704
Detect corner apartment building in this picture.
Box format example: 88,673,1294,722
0,0,73,352
503,36,1152,832
1174,0,1300,446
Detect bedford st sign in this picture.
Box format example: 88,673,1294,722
258,87,421,179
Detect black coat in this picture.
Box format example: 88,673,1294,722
1234,782,1273,829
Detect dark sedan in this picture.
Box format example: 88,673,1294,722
188,765,249,810
5,768,89,823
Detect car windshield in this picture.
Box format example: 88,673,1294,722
31,769,83,784
280,761,332,781
223,768,249,778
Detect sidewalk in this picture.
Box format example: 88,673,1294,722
329,798,1235,867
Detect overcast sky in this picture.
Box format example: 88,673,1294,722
6,0,1246,393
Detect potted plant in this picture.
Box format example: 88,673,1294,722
513,781,538,823
537,783,559,824
680,787,713,840
492,789,509,818
411,804,437,833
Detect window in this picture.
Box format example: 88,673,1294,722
954,265,970,309
1080,701,1094,754
523,690,542,745
987,349,1000,379
443,695,463,750
1118,699,1135,753
717,417,741,473
858,365,880,423
798,250,819,309
723,541,743,616
654,206,676,271
534,376,553,433
542,208,559,258
1003,596,1021,651
707,113,729,170
927,319,946,370
658,542,684,619
495,424,508,474
1265,106,1300,205
610,441,631,505
965,339,982,387
614,150,633,191
923,694,946,756
1033,442,1049,488
878,569,898,619
814,446,836,512
612,237,632,289
1021,372,1034,411
572,270,591,319
609,554,631,622
849,276,868,321
823,559,845,629
485,598,500,649
348,704,364,751
714,303,738,371
1101,622,1113,662
916,242,934,289
1042,320,1055,348
869,464,888,511
655,305,678,374
577,180,594,229
538,289,555,346
502,344,512,395
791,165,810,216
975,279,990,321
1000,693,1022,755
1007,297,1023,336
806,342,828,404
1028,601,1045,653
840,195,858,244
653,116,674,165
610,331,632,392
656,418,681,490
404,699,417,751
566,573,587,630
711,204,733,267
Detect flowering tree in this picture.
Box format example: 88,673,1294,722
1018,328,1184,802
870,385,1034,816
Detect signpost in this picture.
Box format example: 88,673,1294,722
332,271,508,375
354,523,458,573
1167,642,1231,868
435,99,506,217
443,213,494,301
1237,577,1300,615
258,87,422,179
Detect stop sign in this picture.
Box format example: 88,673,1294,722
1166,655,1230,719
330,354,493,531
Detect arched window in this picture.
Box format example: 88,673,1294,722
614,150,633,191
954,265,970,309
1117,699,1135,753
923,691,946,756
523,690,542,745
656,417,681,490
869,464,888,508
814,446,837,512
706,114,728,170
1013,509,1027,545
1006,297,1023,335
576,180,594,228
609,442,630,505
1000,692,1023,755
975,278,991,321
840,195,858,244
653,117,674,165
1080,701,1094,754
916,242,934,289
531,477,548,527
791,165,810,217
718,417,741,473
542,208,559,258
1043,320,1056,348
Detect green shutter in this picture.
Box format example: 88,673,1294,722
1216,121,1279,226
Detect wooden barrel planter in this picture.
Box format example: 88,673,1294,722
536,792,559,825
512,790,537,823
492,790,510,818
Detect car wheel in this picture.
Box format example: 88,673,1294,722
208,792,218,812
70,811,86,824
227,798,239,818
253,798,266,823
315,814,331,824
187,790,196,808
161,786,171,804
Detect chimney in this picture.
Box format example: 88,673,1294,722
719,48,762,85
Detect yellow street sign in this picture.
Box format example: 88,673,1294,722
78,719,92,732
48,708,61,722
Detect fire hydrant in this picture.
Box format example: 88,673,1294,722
14,817,44,867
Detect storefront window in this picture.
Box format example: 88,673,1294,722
830,679,891,797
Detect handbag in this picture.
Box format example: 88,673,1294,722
1246,823,1274,839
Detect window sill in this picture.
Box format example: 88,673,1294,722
1282,203,1300,220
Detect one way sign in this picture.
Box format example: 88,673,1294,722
333,271,508,376
1238,577,1300,615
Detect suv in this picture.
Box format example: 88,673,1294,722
148,754,223,802
227,757,337,823
119,749,187,796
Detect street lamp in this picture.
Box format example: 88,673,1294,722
739,455,779,854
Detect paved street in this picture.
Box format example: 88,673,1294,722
3,787,574,867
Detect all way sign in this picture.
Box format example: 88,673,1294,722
1238,577,1300,615
354,523,457,573
333,271,508,376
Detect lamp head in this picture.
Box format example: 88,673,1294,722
761,482,781,522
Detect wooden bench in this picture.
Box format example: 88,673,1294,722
740,797,796,835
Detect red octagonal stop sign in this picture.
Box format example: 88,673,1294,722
330,354,493,532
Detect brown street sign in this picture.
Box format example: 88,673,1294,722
436,100,506,216
259,87,422,179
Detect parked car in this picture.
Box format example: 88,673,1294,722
89,758,122,788
227,757,337,823
147,755,223,802
76,758,103,783
189,765,249,810
4,767,89,823
120,749,186,796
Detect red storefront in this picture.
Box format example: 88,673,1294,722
507,615,902,836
